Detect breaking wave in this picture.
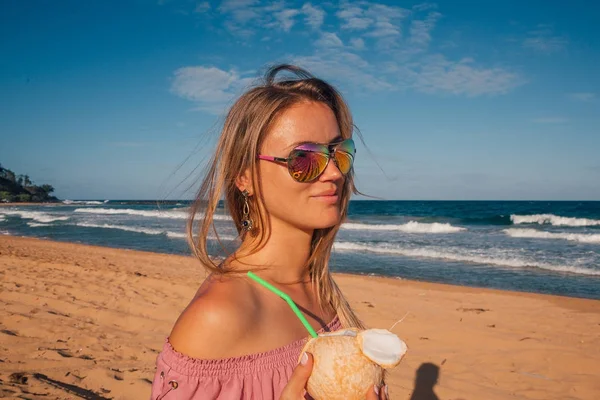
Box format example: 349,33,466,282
75,222,236,241
73,207,231,221
511,214,600,227
63,200,107,205
333,242,600,276
342,221,465,233
503,228,600,244
0,210,69,223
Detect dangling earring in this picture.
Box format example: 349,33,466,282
241,189,253,231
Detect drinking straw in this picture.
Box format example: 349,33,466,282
247,271,318,338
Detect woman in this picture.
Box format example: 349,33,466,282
150,64,388,399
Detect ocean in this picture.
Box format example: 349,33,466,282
1,200,599,300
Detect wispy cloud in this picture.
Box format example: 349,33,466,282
170,0,526,110
350,37,365,50
409,56,525,96
523,25,568,54
170,66,255,113
315,32,344,48
301,3,325,30
270,8,300,32
293,49,394,92
194,1,210,13
568,92,595,102
216,0,324,36
531,117,568,124
409,11,442,49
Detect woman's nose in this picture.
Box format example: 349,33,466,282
319,156,343,181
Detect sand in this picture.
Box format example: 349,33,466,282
0,236,599,399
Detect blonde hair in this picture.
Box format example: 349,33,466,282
186,64,365,330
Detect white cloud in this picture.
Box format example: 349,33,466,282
409,55,525,96
350,37,365,50
194,1,210,13
216,1,326,36
315,32,344,48
272,8,300,32
170,66,254,113
170,1,525,103
294,49,394,92
409,11,442,49
531,117,568,124
302,3,325,30
412,3,437,12
568,92,595,102
337,2,408,43
337,5,372,30
523,25,567,54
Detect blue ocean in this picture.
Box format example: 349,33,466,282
1,200,599,300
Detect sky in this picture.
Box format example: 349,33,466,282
1,0,599,201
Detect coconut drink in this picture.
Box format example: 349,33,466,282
299,328,407,400
245,271,407,399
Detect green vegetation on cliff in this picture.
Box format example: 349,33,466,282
0,163,60,203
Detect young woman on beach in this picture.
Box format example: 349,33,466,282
150,64,388,400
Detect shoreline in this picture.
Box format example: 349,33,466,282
1,235,599,399
1,232,598,301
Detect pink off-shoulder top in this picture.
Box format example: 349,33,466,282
150,315,342,400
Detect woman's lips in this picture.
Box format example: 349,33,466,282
312,194,339,203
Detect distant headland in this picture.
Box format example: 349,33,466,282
0,163,60,203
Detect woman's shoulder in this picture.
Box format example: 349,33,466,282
168,273,260,360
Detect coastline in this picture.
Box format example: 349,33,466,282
0,235,599,399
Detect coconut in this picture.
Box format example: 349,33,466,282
299,328,407,400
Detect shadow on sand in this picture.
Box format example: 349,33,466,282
409,363,440,400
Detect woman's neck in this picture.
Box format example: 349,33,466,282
232,219,314,284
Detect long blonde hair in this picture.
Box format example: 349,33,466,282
186,64,365,330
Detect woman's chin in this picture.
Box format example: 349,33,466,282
311,213,342,230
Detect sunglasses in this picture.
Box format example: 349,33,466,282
258,138,356,183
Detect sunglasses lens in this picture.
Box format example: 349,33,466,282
334,139,355,174
288,144,329,182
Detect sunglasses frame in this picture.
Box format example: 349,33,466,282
258,138,356,182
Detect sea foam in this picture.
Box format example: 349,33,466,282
0,210,69,223
342,221,465,233
333,241,600,276
73,207,231,221
511,214,600,227
504,228,600,244
63,200,105,205
75,222,236,241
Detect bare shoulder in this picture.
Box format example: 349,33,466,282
168,273,259,359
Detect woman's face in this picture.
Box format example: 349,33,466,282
258,101,347,232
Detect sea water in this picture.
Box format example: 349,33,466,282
1,200,599,299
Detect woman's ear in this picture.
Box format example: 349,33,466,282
235,168,253,195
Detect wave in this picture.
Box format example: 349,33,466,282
73,207,231,221
333,242,600,276
75,222,237,241
0,210,69,223
63,200,105,205
27,222,51,227
0,215,4,221
503,228,600,244
511,214,600,227
342,221,465,233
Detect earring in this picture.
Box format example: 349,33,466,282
241,189,253,231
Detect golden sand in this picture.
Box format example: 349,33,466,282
0,236,598,399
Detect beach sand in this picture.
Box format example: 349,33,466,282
0,236,598,399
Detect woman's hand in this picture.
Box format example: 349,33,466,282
280,352,389,399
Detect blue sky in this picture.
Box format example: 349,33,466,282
1,0,599,200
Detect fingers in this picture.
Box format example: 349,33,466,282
280,352,314,400
366,384,389,400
